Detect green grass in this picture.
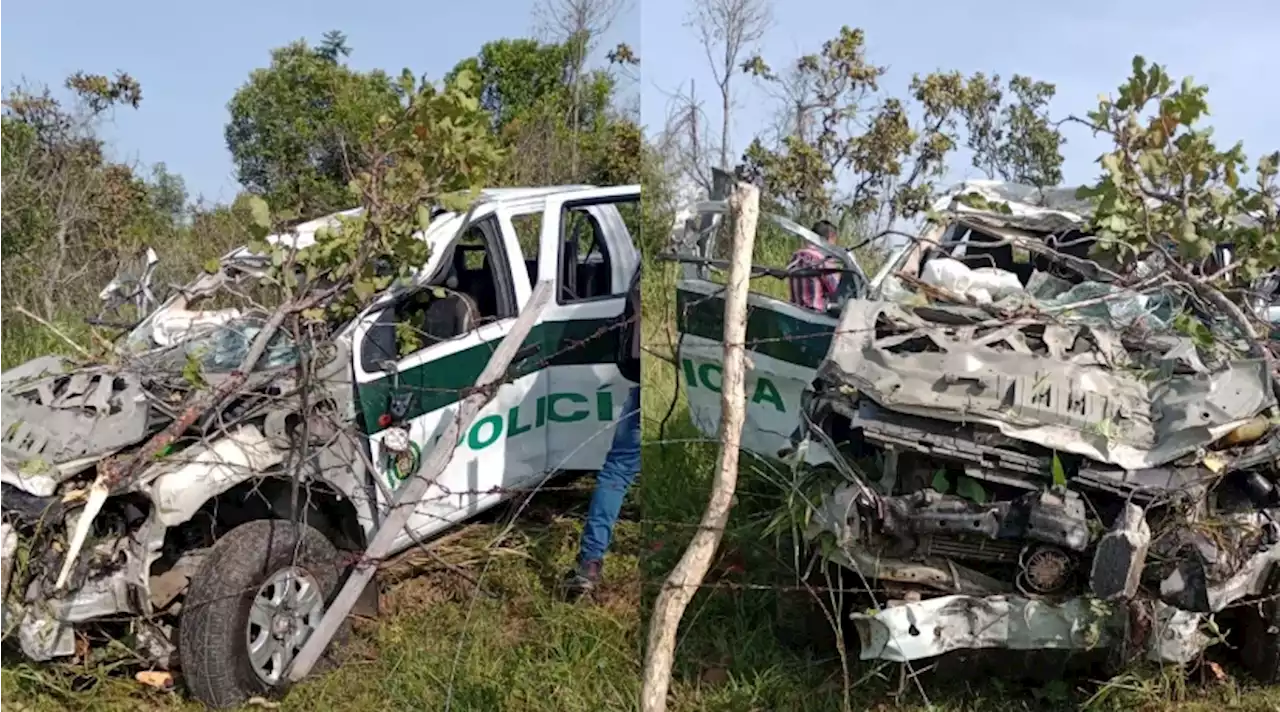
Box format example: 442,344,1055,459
5,261,1280,712
3,496,645,712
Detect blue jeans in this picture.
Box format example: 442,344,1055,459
578,386,640,565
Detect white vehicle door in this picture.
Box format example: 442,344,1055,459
352,208,548,551
674,204,861,464
534,185,640,472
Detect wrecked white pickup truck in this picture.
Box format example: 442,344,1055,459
1,184,640,708
674,179,1280,682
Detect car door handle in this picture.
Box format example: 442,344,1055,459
515,344,541,361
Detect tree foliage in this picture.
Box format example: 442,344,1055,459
1068,56,1280,395
226,31,638,227
960,74,1065,188
245,69,504,320
1,73,191,319
225,36,400,220
447,35,641,188
1079,57,1279,280
739,26,1066,232
447,38,581,133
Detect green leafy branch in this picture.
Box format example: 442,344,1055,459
1071,56,1280,399
240,67,503,323
739,26,1066,228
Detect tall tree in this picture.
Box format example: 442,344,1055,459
960,73,1065,187
447,38,578,133
741,26,1065,230
654,80,716,192
534,0,626,84
224,34,399,220
688,0,772,170
533,0,628,173
1,72,182,318
316,30,351,62
448,36,639,187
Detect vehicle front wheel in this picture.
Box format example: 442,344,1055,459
179,519,349,709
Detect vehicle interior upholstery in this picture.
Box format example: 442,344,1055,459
933,223,1095,286
360,220,510,371
360,205,623,373
561,207,613,301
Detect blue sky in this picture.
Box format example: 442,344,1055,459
2,0,640,204
5,1,1274,203
640,0,1279,189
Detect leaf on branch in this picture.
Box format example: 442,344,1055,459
438,189,477,213
247,196,272,231
353,278,377,303
182,352,208,391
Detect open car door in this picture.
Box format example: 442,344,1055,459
673,199,866,464
535,185,641,473
351,207,548,551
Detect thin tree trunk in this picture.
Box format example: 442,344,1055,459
286,281,555,682
640,181,759,712
720,80,730,170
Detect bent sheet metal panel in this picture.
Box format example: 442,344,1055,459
849,594,1208,664
820,299,1274,470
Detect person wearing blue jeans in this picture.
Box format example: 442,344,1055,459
563,264,641,599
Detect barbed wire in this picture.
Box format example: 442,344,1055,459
639,231,1280,707
5,217,1278,712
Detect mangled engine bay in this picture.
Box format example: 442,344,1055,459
0,254,367,666
799,205,1280,675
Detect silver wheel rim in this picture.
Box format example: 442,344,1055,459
245,566,324,685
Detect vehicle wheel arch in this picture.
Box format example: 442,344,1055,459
191,474,368,552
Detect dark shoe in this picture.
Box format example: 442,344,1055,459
562,559,602,601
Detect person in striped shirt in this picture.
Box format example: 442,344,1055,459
787,220,843,312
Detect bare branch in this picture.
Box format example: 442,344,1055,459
687,0,772,169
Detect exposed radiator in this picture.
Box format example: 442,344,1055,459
917,535,1022,564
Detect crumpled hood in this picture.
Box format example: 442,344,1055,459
1,311,304,496
1,356,153,495
818,299,1276,470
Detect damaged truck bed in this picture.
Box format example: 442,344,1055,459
674,179,1280,681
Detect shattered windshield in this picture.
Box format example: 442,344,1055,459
120,252,295,348
181,317,299,372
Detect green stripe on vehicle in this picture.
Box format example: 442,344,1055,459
675,287,835,369
357,318,620,434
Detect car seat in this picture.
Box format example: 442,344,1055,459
421,290,479,344
451,246,498,317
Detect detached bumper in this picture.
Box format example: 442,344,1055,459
850,594,1206,664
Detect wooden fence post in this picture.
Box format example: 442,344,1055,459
640,181,759,712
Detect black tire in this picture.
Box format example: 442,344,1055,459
1240,565,1280,684
179,519,349,709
